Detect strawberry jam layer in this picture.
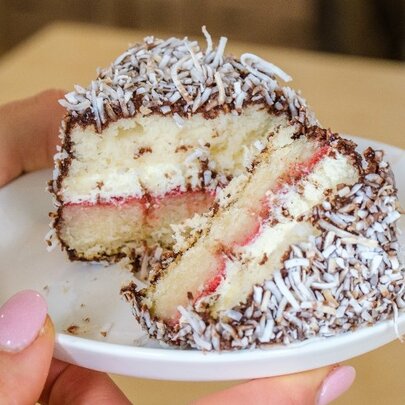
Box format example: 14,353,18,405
66,189,215,208
196,257,227,300
196,146,331,300
65,189,215,224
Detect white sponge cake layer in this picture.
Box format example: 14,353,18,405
59,191,214,261
60,201,145,259
61,106,289,203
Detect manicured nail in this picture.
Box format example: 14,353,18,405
0,290,47,352
317,366,356,405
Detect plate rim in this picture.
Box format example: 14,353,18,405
53,313,405,380
56,313,405,360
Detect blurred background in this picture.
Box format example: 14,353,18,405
0,0,404,60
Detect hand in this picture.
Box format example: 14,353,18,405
0,93,356,404
0,290,132,404
0,90,66,187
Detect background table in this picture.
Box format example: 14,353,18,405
0,22,403,404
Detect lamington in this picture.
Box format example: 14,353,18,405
122,127,404,351
48,27,316,264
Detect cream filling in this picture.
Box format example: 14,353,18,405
213,222,317,313
60,106,290,203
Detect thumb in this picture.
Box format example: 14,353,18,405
193,365,356,405
0,290,54,405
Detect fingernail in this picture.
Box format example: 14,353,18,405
0,290,47,352
317,366,356,405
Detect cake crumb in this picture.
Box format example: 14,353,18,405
259,253,268,265
66,325,80,335
134,147,152,159
100,322,114,338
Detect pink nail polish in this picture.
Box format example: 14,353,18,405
0,290,47,352
317,366,356,405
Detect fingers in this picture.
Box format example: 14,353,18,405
0,290,130,405
0,89,65,186
40,359,131,405
0,290,54,404
192,365,356,405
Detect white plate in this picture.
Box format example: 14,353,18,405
0,136,404,381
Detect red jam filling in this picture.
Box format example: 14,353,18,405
196,256,227,300
66,188,215,208
197,145,331,299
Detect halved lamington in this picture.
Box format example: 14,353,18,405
48,27,316,264
122,127,404,350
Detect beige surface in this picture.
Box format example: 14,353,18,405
1,22,404,404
